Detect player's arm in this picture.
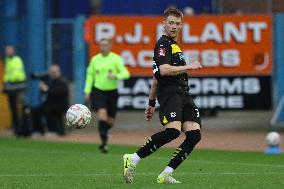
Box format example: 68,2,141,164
115,56,130,80
84,60,95,101
145,76,158,121
148,76,158,102
159,60,202,76
154,41,202,76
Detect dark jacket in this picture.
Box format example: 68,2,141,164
43,77,69,112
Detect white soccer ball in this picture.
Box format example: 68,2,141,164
265,132,281,146
66,104,91,129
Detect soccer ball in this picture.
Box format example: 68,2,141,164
66,104,91,129
265,132,281,146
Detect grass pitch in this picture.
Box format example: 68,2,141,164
0,137,283,189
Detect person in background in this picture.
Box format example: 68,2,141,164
84,38,130,153
31,64,69,137
183,6,195,16
2,46,26,136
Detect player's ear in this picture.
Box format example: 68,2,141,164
162,20,165,26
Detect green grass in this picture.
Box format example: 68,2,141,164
0,137,284,189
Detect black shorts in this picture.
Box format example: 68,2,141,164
90,87,118,118
157,86,201,126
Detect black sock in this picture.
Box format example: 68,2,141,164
98,121,109,146
136,128,180,158
168,129,201,169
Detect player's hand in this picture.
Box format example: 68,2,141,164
145,106,155,121
39,81,49,92
188,60,202,70
85,93,90,102
107,70,117,80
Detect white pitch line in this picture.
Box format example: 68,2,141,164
0,172,284,178
144,156,284,168
187,159,284,168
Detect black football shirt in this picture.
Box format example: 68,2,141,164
153,35,189,90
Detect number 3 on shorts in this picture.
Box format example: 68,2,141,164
195,108,200,117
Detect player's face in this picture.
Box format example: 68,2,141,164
5,46,15,57
49,65,61,79
163,15,182,39
99,40,112,55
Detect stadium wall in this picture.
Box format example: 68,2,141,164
101,0,213,15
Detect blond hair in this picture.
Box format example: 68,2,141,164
163,7,183,20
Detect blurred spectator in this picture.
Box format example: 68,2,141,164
2,46,27,136
235,9,244,15
183,6,195,16
90,0,101,14
31,64,69,137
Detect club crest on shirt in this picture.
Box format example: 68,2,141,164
158,48,165,57
170,112,176,118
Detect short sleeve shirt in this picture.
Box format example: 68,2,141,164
153,35,188,89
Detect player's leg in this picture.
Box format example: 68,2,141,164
106,117,114,128
91,88,109,153
98,90,118,153
171,121,201,170
105,89,118,129
45,108,60,135
7,92,19,134
158,98,201,183
97,116,115,153
123,94,182,183
157,121,201,184
123,121,181,183
135,121,181,159
31,105,45,136
135,94,182,159
97,108,109,153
